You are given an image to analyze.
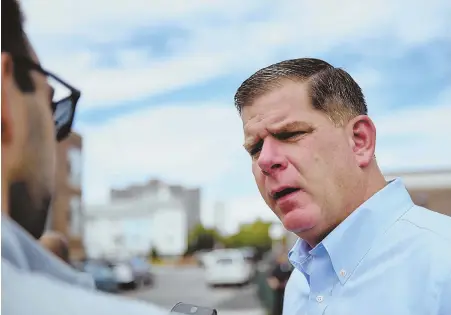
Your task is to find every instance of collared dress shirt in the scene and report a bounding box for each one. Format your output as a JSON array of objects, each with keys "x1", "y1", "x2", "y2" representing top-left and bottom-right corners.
[
  {"x1": 2, "y1": 215, "x2": 166, "y2": 315},
  {"x1": 284, "y1": 179, "x2": 451, "y2": 315}
]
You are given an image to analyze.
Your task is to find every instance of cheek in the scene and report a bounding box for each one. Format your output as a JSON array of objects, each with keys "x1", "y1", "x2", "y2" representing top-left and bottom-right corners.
[
  {"x1": 287, "y1": 139, "x2": 322, "y2": 174},
  {"x1": 288, "y1": 134, "x2": 345, "y2": 186}
]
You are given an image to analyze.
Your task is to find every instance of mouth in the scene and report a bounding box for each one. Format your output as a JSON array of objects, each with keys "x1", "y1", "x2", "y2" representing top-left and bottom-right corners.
[{"x1": 271, "y1": 187, "x2": 301, "y2": 201}]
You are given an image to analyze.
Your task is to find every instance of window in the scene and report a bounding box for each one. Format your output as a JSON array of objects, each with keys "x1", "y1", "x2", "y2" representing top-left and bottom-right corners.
[
  {"x1": 67, "y1": 148, "x2": 82, "y2": 188},
  {"x1": 69, "y1": 196, "x2": 82, "y2": 237},
  {"x1": 158, "y1": 185, "x2": 172, "y2": 201}
]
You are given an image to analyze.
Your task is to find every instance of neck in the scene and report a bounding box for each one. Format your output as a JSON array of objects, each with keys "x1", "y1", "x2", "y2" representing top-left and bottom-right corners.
[
  {"x1": 301, "y1": 165, "x2": 387, "y2": 248},
  {"x1": 361, "y1": 165, "x2": 388, "y2": 204}
]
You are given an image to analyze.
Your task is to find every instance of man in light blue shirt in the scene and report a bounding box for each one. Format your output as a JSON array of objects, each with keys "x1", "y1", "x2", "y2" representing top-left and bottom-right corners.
[
  {"x1": 234, "y1": 58, "x2": 451, "y2": 314},
  {"x1": 1, "y1": 1, "x2": 166, "y2": 313}
]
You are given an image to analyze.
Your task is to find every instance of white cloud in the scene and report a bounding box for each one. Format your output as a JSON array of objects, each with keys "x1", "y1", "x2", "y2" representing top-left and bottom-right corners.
[
  {"x1": 375, "y1": 86, "x2": 451, "y2": 136},
  {"x1": 79, "y1": 103, "x2": 244, "y2": 204},
  {"x1": 77, "y1": 97, "x2": 451, "y2": 231},
  {"x1": 21, "y1": 0, "x2": 451, "y2": 229},
  {"x1": 22, "y1": 0, "x2": 451, "y2": 112}
]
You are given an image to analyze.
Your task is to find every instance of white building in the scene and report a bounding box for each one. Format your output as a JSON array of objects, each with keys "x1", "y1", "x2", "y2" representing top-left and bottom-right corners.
[
  {"x1": 84, "y1": 189, "x2": 187, "y2": 260},
  {"x1": 214, "y1": 201, "x2": 228, "y2": 236}
]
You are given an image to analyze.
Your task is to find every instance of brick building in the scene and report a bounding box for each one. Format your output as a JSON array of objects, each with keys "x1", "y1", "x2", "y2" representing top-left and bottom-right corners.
[{"x1": 46, "y1": 132, "x2": 85, "y2": 260}]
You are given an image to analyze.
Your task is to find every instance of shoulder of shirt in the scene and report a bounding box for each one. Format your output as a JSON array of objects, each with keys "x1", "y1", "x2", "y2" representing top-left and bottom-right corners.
[
  {"x1": 285, "y1": 268, "x2": 307, "y2": 291},
  {"x1": 399, "y1": 205, "x2": 451, "y2": 242},
  {"x1": 2, "y1": 259, "x2": 167, "y2": 315}
]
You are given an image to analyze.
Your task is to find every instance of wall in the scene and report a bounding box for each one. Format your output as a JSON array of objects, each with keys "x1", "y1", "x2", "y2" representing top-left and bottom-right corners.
[
  {"x1": 110, "y1": 179, "x2": 201, "y2": 235},
  {"x1": 48, "y1": 132, "x2": 85, "y2": 260},
  {"x1": 386, "y1": 169, "x2": 451, "y2": 217},
  {"x1": 152, "y1": 207, "x2": 187, "y2": 257},
  {"x1": 409, "y1": 188, "x2": 451, "y2": 216},
  {"x1": 84, "y1": 193, "x2": 187, "y2": 260},
  {"x1": 84, "y1": 214, "x2": 155, "y2": 260}
]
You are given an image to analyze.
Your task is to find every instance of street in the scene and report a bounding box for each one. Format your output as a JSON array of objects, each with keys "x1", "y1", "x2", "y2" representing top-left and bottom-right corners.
[{"x1": 122, "y1": 265, "x2": 265, "y2": 315}]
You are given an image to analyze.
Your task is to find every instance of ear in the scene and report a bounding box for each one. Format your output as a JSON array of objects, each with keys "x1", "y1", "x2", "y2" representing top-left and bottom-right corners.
[
  {"x1": 1, "y1": 53, "x2": 14, "y2": 145},
  {"x1": 348, "y1": 115, "x2": 376, "y2": 168}
]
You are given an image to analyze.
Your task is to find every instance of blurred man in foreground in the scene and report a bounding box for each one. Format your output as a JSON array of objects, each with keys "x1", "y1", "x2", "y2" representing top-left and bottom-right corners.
[
  {"x1": 1, "y1": 1, "x2": 165, "y2": 313},
  {"x1": 235, "y1": 58, "x2": 451, "y2": 314},
  {"x1": 40, "y1": 231, "x2": 70, "y2": 263}
]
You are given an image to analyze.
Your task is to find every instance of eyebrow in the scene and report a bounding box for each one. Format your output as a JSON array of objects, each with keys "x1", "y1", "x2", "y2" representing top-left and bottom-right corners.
[{"x1": 268, "y1": 121, "x2": 311, "y2": 133}]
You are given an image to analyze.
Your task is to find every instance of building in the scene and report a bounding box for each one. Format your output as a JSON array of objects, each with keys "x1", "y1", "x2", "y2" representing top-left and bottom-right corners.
[
  {"x1": 84, "y1": 191, "x2": 187, "y2": 260},
  {"x1": 46, "y1": 132, "x2": 85, "y2": 260},
  {"x1": 111, "y1": 179, "x2": 201, "y2": 234},
  {"x1": 82, "y1": 179, "x2": 201, "y2": 260},
  {"x1": 385, "y1": 169, "x2": 451, "y2": 216},
  {"x1": 214, "y1": 201, "x2": 227, "y2": 236}
]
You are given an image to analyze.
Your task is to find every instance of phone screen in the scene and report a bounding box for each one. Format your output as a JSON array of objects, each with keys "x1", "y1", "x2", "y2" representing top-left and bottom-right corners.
[{"x1": 169, "y1": 302, "x2": 217, "y2": 315}]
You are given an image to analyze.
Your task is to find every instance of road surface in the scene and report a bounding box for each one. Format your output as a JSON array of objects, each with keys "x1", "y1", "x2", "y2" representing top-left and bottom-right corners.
[{"x1": 122, "y1": 265, "x2": 265, "y2": 315}]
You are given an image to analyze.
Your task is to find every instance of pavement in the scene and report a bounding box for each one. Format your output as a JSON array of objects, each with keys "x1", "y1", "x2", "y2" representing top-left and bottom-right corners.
[{"x1": 122, "y1": 265, "x2": 266, "y2": 315}]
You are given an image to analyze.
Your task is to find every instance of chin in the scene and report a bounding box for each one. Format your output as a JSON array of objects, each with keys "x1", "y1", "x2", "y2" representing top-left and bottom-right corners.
[
  {"x1": 9, "y1": 181, "x2": 52, "y2": 239},
  {"x1": 280, "y1": 206, "x2": 319, "y2": 233}
]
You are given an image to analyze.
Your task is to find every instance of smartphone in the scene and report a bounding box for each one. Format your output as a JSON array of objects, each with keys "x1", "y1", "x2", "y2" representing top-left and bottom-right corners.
[{"x1": 169, "y1": 302, "x2": 217, "y2": 315}]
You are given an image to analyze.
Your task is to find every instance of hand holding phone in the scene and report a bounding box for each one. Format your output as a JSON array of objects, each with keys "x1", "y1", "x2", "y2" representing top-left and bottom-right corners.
[{"x1": 169, "y1": 302, "x2": 217, "y2": 315}]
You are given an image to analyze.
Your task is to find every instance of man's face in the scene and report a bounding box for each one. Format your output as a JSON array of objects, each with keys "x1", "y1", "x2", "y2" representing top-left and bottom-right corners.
[
  {"x1": 1, "y1": 46, "x2": 56, "y2": 239},
  {"x1": 241, "y1": 80, "x2": 362, "y2": 244}
]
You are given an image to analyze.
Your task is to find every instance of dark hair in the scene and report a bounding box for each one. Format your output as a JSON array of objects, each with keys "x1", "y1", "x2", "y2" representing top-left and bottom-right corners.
[
  {"x1": 234, "y1": 58, "x2": 367, "y2": 125},
  {"x1": 1, "y1": 0, "x2": 34, "y2": 91}
]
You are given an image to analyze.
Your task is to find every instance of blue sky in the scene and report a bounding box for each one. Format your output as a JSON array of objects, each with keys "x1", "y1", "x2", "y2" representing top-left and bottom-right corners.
[{"x1": 24, "y1": 0, "x2": 451, "y2": 231}]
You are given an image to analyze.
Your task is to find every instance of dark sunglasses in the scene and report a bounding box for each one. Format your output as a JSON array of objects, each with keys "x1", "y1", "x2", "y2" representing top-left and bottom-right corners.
[{"x1": 10, "y1": 55, "x2": 81, "y2": 142}]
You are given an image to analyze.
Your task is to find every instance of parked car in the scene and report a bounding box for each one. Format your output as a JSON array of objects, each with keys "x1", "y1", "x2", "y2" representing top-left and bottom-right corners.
[
  {"x1": 239, "y1": 247, "x2": 258, "y2": 264},
  {"x1": 128, "y1": 257, "x2": 154, "y2": 287},
  {"x1": 194, "y1": 250, "x2": 212, "y2": 268},
  {"x1": 204, "y1": 249, "x2": 254, "y2": 287},
  {"x1": 109, "y1": 261, "x2": 136, "y2": 289},
  {"x1": 83, "y1": 261, "x2": 119, "y2": 293}
]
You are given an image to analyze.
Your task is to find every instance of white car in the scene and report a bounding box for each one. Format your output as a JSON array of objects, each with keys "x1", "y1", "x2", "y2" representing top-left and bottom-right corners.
[
  {"x1": 204, "y1": 249, "x2": 254, "y2": 287},
  {"x1": 111, "y1": 262, "x2": 136, "y2": 289}
]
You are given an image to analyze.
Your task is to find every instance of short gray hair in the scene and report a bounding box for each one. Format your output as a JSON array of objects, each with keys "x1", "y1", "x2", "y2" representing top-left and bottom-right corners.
[{"x1": 234, "y1": 58, "x2": 368, "y2": 125}]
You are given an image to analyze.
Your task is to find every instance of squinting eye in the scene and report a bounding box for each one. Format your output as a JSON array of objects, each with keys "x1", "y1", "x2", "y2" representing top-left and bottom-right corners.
[
  {"x1": 277, "y1": 131, "x2": 305, "y2": 140},
  {"x1": 250, "y1": 141, "x2": 263, "y2": 156}
]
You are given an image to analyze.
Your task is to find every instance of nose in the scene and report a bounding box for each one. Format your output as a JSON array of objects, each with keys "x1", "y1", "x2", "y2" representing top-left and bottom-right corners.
[{"x1": 257, "y1": 138, "x2": 288, "y2": 176}]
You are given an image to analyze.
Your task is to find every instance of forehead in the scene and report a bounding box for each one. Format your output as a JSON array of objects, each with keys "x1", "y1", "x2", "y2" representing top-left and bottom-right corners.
[{"x1": 241, "y1": 80, "x2": 322, "y2": 134}]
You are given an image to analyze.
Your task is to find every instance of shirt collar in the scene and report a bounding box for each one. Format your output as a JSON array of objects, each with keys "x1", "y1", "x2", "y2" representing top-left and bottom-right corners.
[
  {"x1": 1, "y1": 215, "x2": 94, "y2": 289},
  {"x1": 289, "y1": 178, "x2": 414, "y2": 284}
]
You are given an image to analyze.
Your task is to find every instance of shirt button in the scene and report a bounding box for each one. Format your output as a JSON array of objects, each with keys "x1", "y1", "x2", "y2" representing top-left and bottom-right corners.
[
  {"x1": 316, "y1": 295, "x2": 324, "y2": 303},
  {"x1": 340, "y1": 269, "x2": 347, "y2": 277}
]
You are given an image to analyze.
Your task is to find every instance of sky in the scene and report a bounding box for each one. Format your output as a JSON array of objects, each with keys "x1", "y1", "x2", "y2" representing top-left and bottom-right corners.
[{"x1": 22, "y1": 0, "x2": 451, "y2": 232}]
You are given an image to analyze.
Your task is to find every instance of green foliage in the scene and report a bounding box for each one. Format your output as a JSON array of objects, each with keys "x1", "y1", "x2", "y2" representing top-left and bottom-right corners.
[
  {"x1": 151, "y1": 247, "x2": 159, "y2": 259},
  {"x1": 185, "y1": 224, "x2": 222, "y2": 255},
  {"x1": 185, "y1": 220, "x2": 273, "y2": 255},
  {"x1": 223, "y1": 219, "x2": 272, "y2": 251}
]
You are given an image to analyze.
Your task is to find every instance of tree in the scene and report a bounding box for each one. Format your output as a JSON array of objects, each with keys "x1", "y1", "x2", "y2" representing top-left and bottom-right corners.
[
  {"x1": 185, "y1": 224, "x2": 222, "y2": 255},
  {"x1": 223, "y1": 219, "x2": 272, "y2": 252},
  {"x1": 151, "y1": 247, "x2": 159, "y2": 260}
]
